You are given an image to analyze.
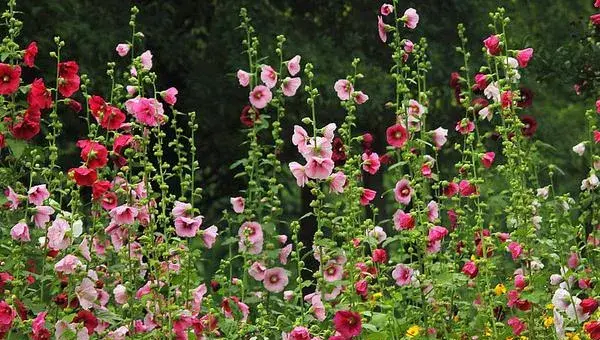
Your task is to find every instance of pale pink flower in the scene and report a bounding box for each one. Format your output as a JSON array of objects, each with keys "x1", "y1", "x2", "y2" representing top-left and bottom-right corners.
[
  {"x1": 125, "y1": 97, "x2": 165, "y2": 127},
  {"x1": 287, "y1": 55, "x2": 301, "y2": 76},
  {"x1": 567, "y1": 252, "x2": 579, "y2": 269},
  {"x1": 303, "y1": 137, "x2": 333, "y2": 160},
  {"x1": 54, "y1": 254, "x2": 82, "y2": 274},
  {"x1": 28, "y1": 184, "x2": 49, "y2": 206},
  {"x1": 284, "y1": 290, "x2": 294, "y2": 302},
  {"x1": 109, "y1": 204, "x2": 139, "y2": 225},
  {"x1": 310, "y1": 295, "x2": 326, "y2": 321},
  {"x1": 329, "y1": 171, "x2": 347, "y2": 194},
  {"x1": 140, "y1": 50, "x2": 153, "y2": 71},
  {"x1": 116, "y1": 43, "x2": 130, "y2": 57},
  {"x1": 392, "y1": 264, "x2": 414, "y2": 286},
  {"x1": 368, "y1": 226, "x2": 387, "y2": 243},
  {"x1": 126, "y1": 85, "x2": 137, "y2": 96},
  {"x1": 5, "y1": 186, "x2": 19, "y2": 210},
  {"x1": 10, "y1": 221, "x2": 30, "y2": 242},
  {"x1": 478, "y1": 106, "x2": 493, "y2": 121},
  {"x1": 249, "y1": 85, "x2": 273, "y2": 109},
  {"x1": 78, "y1": 238, "x2": 91, "y2": 261},
  {"x1": 353, "y1": 90, "x2": 369, "y2": 104},
  {"x1": 161, "y1": 87, "x2": 178, "y2": 105},
  {"x1": 48, "y1": 217, "x2": 71, "y2": 250},
  {"x1": 249, "y1": 261, "x2": 267, "y2": 281},
  {"x1": 107, "y1": 326, "x2": 128, "y2": 340},
  {"x1": 230, "y1": 197, "x2": 245, "y2": 213},
  {"x1": 404, "y1": 39, "x2": 414, "y2": 53},
  {"x1": 427, "y1": 200, "x2": 439, "y2": 222},
  {"x1": 380, "y1": 4, "x2": 394, "y2": 16},
  {"x1": 334, "y1": 79, "x2": 353, "y2": 100},
  {"x1": 113, "y1": 284, "x2": 128, "y2": 304},
  {"x1": 202, "y1": 225, "x2": 218, "y2": 248},
  {"x1": 277, "y1": 235, "x2": 288, "y2": 244},
  {"x1": 292, "y1": 125, "x2": 310, "y2": 153},
  {"x1": 324, "y1": 260, "x2": 343, "y2": 282},
  {"x1": 484, "y1": 82, "x2": 500, "y2": 102},
  {"x1": 174, "y1": 216, "x2": 203, "y2": 238},
  {"x1": 263, "y1": 267, "x2": 289, "y2": 293},
  {"x1": 279, "y1": 244, "x2": 292, "y2": 265},
  {"x1": 282, "y1": 77, "x2": 301, "y2": 97},
  {"x1": 192, "y1": 283, "x2": 207, "y2": 315},
  {"x1": 32, "y1": 205, "x2": 54, "y2": 228},
  {"x1": 260, "y1": 65, "x2": 278, "y2": 88},
  {"x1": 394, "y1": 179, "x2": 413, "y2": 205},
  {"x1": 322, "y1": 123, "x2": 337, "y2": 142},
  {"x1": 305, "y1": 157, "x2": 334, "y2": 180},
  {"x1": 237, "y1": 69, "x2": 250, "y2": 87},
  {"x1": 403, "y1": 8, "x2": 419, "y2": 29},
  {"x1": 76, "y1": 278, "x2": 97, "y2": 310},
  {"x1": 377, "y1": 16, "x2": 387, "y2": 43},
  {"x1": 408, "y1": 99, "x2": 425, "y2": 116},
  {"x1": 172, "y1": 201, "x2": 192, "y2": 218},
  {"x1": 130, "y1": 66, "x2": 137, "y2": 77},
  {"x1": 362, "y1": 152, "x2": 380, "y2": 175},
  {"x1": 238, "y1": 221, "x2": 264, "y2": 254},
  {"x1": 431, "y1": 127, "x2": 448, "y2": 149},
  {"x1": 136, "y1": 281, "x2": 152, "y2": 299},
  {"x1": 573, "y1": 142, "x2": 586, "y2": 156},
  {"x1": 289, "y1": 162, "x2": 309, "y2": 187}
]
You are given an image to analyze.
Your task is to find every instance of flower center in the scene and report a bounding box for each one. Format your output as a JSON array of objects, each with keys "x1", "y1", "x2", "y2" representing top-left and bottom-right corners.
[
  {"x1": 401, "y1": 188, "x2": 409, "y2": 196},
  {"x1": 395, "y1": 132, "x2": 402, "y2": 139},
  {"x1": 270, "y1": 275, "x2": 279, "y2": 283},
  {"x1": 2, "y1": 75, "x2": 9, "y2": 82}
]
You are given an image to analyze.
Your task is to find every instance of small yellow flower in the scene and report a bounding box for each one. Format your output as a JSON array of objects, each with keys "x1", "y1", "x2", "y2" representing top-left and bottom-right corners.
[
  {"x1": 565, "y1": 333, "x2": 580, "y2": 340},
  {"x1": 543, "y1": 316, "x2": 554, "y2": 328},
  {"x1": 470, "y1": 254, "x2": 477, "y2": 261},
  {"x1": 453, "y1": 315, "x2": 460, "y2": 322},
  {"x1": 494, "y1": 283, "x2": 507, "y2": 296},
  {"x1": 546, "y1": 303, "x2": 554, "y2": 310},
  {"x1": 485, "y1": 327, "x2": 492, "y2": 336},
  {"x1": 372, "y1": 292, "x2": 383, "y2": 300},
  {"x1": 406, "y1": 325, "x2": 421, "y2": 337}
]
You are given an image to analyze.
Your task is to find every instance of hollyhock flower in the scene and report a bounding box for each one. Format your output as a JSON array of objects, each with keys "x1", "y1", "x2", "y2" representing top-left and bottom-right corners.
[
  {"x1": 403, "y1": 8, "x2": 419, "y2": 29},
  {"x1": 28, "y1": 184, "x2": 49, "y2": 206},
  {"x1": 581, "y1": 174, "x2": 600, "y2": 191},
  {"x1": 508, "y1": 317, "x2": 526, "y2": 335},
  {"x1": 386, "y1": 124, "x2": 409, "y2": 148},
  {"x1": 4, "y1": 186, "x2": 19, "y2": 210},
  {"x1": 377, "y1": 16, "x2": 387, "y2": 43},
  {"x1": 408, "y1": 99, "x2": 425, "y2": 116},
  {"x1": 585, "y1": 321, "x2": 600, "y2": 340},
  {"x1": 77, "y1": 140, "x2": 108, "y2": 169},
  {"x1": 392, "y1": 264, "x2": 413, "y2": 286},
  {"x1": 113, "y1": 284, "x2": 128, "y2": 304},
  {"x1": 76, "y1": 278, "x2": 97, "y2": 310},
  {"x1": 462, "y1": 261, "x2": 478, "y2": 278},
  {"x1": 481, "y1": 151, "x2": 495, "y2": 168},
  {"x1": 140, "y1": 50, "x2": 153, "y2": 70},
  {"x1": 32, "y1": 311, "x2": 49, "y2": 339},
  {"x1": 333, "y1": 310, "x2": 362, "y2": 338},
  {"x1": 362, "y1": 152, "x2": 380, "y2": 174},
  {"x1": 380, "y1": 4, "x2": 394, "y2": 16},
  {"x1": 507, "y1": 241, "x2": 522, "y2": 260},
  {"x1": 249, "y1": 85, "x2": 272, "y2": 109},
  {"x1": 0, "y1": 63, "x2": 21, "y2": 95},
  {"x1": 201, "y1": 225, "x2": 218, "y2": 248},
  {"x1": 54, "y1": 254, "x2": 81, "y2": 274},
  {"x1": 573, "y1": 142, "x2": 586, "y2": 156},
  {"x1": 287, "y1": 55, "x2": 301, "y2": 76},
  {"x1": 27, "y1": 78, "x2": 53, "y2": 110},
  {"x1": 394, "y1": 179, "x2": 413, "y2": 205},
  {"x1": 393, "y1": 209, "x2": 415, "y2": 230},
  {"x1": 591, "y1": 13, "x2": 600, "y2": 26},
  {"x1": 279, "y1": 244, "x2": 292, "y2": 264},
  {"x1": 174, "y1": 216, "x2": 203, "y2": 238},
  {"x1": 431, "y1": 127, "x2": 448, "y2": 149},
  {"x1": 238, "y1": 221, "x2": 264, "y2": 254},
  {"x1": 483, "y1": 35, "x2": 501, "y2": 55},
  {"x1": 368, "y1": 226, "x2": 387, "y2": 243},
  {"x1": 10, "y1": 222, "x2": 30, "y2": 242},
  {"x1": 360, "y1": 188, "x2": 376, "y2": 206},
  {"x1": 263, "y1": 267, "x2": 288, "y2": 293},
  {"x1": 473, "y1": 73, "x2": 488, "y2": 91},
  {"x1": 305, "y1": 156, "x2": 334, "y2": 179},
  {"x1": 428, "y1": 226, "x2": 448, "y2": 244},
  {"x1": 115, "y1": 43, "x2": 129, "y2": 57},
  {"x1": 106, "y1": 326, "x2": 128, "y2": 339},
  {"x1": 443, "y1": 182, "x2": 459, "y2": 197},
  {"x1": 0, "y1": 301, "x2": 14, "y2": 335},
  {"x1": 581, "y1": 298, "x2": 599, "y2": 315},
  {"x1": 455, "y1": 119, "x2": 475, "y2": 135},
  {"x1": 23, "y1": 41, "x2": 38, "y2": 67},
  {"x1": 372, "y1": 249, "x2": 388, "y2": 263},
  {"x1": 32, "y1": 205, "x2": 54, "y2": 228},
  {"x1": 484, "y1": 82, "x2": 500, "y2": 102},
  {"x1": 322, "y1": 122, "x2": 337, "y2": 142},
  {"x1": 566, "y1": 297, "x2": 589, "y2": 322},
  {"x1": 334, "y1": 79, "x2": 353, "y2": 100},
  {"x1": 191, "y1": 283, "x2": 207, "y2": 315},
  {"x1": 281, "y1": 77, "x2": 302, "y2": 97},
  {"x1": 9, "y1": 108, "x2": 41, "y2": 140},
  {"x1": 425, "y1": 201, "x2": 439, "y2": 223},
  {"x1": 260, "y1": 65, "x2": 278, "y2": 88},
  {"x1": 516, "y1": 48, "x2": 534, "y2": 68},
  {"x1": 329, "y1": 171, "x2": 347, "y2": 194},
  {"x1": 501, "y1": 90, "x2": 513, "y2": 108},
  {"x1": 109, "y1": 204, "x2": 139, "y2": 225},
  {"x1": 240, "y1": 105, "x2": 260, "y2": 127},
  {"x1": 92, "y1": 180, "x2": 111, "y2": 200},
  {"x1": 520, "y1": 115, "x2": 538, "y2": 137},
  {"x1": 161, "y1": 87, "x2": 178, "y2": 105},
  {"x1": 567, "y1": 252, "x2": 579, "y2": 269},
  {"x1": 353, "y1": 91, "x2": 369, "y2": 104},
  {"x1": 292, "y1": 125, "x2": 310, "y2": 153},
  {"x1": 330, "y1": 137, "x2": 347, "y2": 166},
  {"x1": 459, "y1": 179, "x2": 477, "y2": 196},
  {"x1": 125, "y1": 97, "x2": 165, "y2": 127},
  {"x1": 596, "y1": 0, "x2": 600, "y2": 7},
  {"x1": 289, "y1": 162, "x2": 309, "y2": 187},
  {"x1": 237, "y1": 69, "x2": 250, "y2": 87},
  {"x1": 57, "y1": 61, "x2": 80, "y2": 97},
  {"x1": 48, "y1": 217, "x2": 71, "y2": 250},
  {"x1": 594, "y1": 130, "x2": 600, "y2": 144},
  {"x1": 324, "y1": 260, "x2": 343, "y2": 282},
  {"x1": 230, "y1": 197, "x2": 245, "y2": 214},
  {"x1": 249, "y1": 261, "x2": 266, "y2": 281}
]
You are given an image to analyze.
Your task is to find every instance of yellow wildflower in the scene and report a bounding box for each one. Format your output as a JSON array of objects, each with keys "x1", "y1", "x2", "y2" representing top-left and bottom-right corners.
[
  {"x1": 543, "y1": 316, "x2": 554, "y2": 328},
  {"x1": 406, "y1": 325, "x2": 421, "y2": 337},
  {"x1": 494, "y1": 283, "x2": 507, "y2": 296}
]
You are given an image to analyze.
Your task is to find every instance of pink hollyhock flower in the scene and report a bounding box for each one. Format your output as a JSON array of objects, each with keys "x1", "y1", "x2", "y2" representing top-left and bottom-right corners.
[
  {"x1": 516, "y1": 48, "x2": 534, "y2": 68},
  {"x1": 404, "y1": 39, "x2": 414, "y2": 53},
  {"x1": 324, "y1": 260, "x2": 343, "y2": 282},
  {"x1": 0, "y1": 301, "x2": 14, "y2": 335},
  {"x1": 305, "y1": 157, "x2": 334, "y2": 179},
  {"x1": 443, "y1": 182, "x2": 459, "y2": 197},
  {"x1": 230, "y1": 197, "x2": 245, "y2": 213},
  {"x1": 292, "y1": 125, "x2": 310, "y2": 153},
  {"x1": 427, "y1": 200, "x2": 439, "y2": 222},
  {"x1": 283, "y1": 290, "x2": 294, "y2": 302},
  {"x1": 481, "y1": 151, "x2": 495, "y2": 169},
  {"x1": 54, "y1": 254, "x2": 81, "y2": 274},
  {"x1": 403, "y1": 8, "x2": 419, "y2": 29},
  {"x1": 76, "y1": 278, "x2": 97, "y2": 310},
  {"x1": 360, "y1": 188, "x2": 376, "y2": 206},
  {"x1": 249, "y1": 261, "x2": 267, "y2": 281},
  {"x1": 238, "y1": 221, "x2": 264, "y2": 254},
  {"x1": 428, "y1": 226, "x2": 448, "y2": 243},
  {"x1": 594, "y1": 130, "x2": 600, "y2": 143},
  {"x1": 322, "y1": 123, "x2": 337, "y2": 142},
  {"x1": 289, "y1": 162, "x2": 309, "y2": 187},
  {"x1": 362, "y1": 152, "x2": 380, "y2": 174},
  {"x1": 329, "y1": 171, "x2": 347, "y2": 194},
  {"x1": 192, "y1": 283, "x2": 207, "y2": 315},
  {"x1": 32, "y1": 311, "x2": 48, "y2": 338},
  {"x1": 287, "y1": 55, "x2": 301, "y2": 76},
  {"x1": 515, "y1": 274, "x2": 527, "y2": 290},
  {"x1": 459, "y1": 179, "x2": 477, "y2": 196},
  {"x1": 161, "y1": 87, "x2": 178, "y2": 105},
  {"x1": 386, "y1": 124, "x2": 409, "y2": 148},
  {"x1": 172, "y1": 201, "x2": 192, "y2": 219},
  {"x1": 377, "y1": 16, "x2": 387, "y2": 43},
  {"x1": 304, "y1": 136, "x2": 333, "y2": 160},
  {"x1": 591, "y1": 13, "x2": 600, "y2": 26},
  {"x1": 116, "y1": 43, "x2": 130, "y2": 57},
  {"x1": 483, "y1": 35, "x2": 501, "y2": 55},
  {"x1": 282, "y1": 77, "x2": 301, "y2": 97},
  {"x1": 109, "y1": 204, "x2": 139, "y2": 225},
  {"x1": 367, "y1": 226, "x2": 387, "y2": 243},
  {"x1": 333, "y1": 310, "x2": 362, "y2": 338},
  {"x1": 136, "y1": 281, "x2": 152, "y2": 299},
  {"x1": 106, "y1": 326, "x2": 128, "y2": 339},
  {"x1": 125, "y1": 97, "x2": 165, "y2": 127},
  {"x1": 573, "y1": 142, "x2": 586, "y2": 156},
  {"x1": 140, "y1": 50, "x2": 153, "y2": 71},
  {"x1": 10, "y1": 221, "x2": 30, "y2": 242},
  {"x1": 202, "y1": 225, "x2": 218, "y2": 248},
  {"x1": 372, "y1": 248, "x2": 388, "y2": 263},
  {"x1": 473, "y1": 73, "x2": 488, "y2": 91},
  {"x1": 263, "y1": 267, "x2": 288, "y2": 293},
  {"x1": 249, "y1": 85, "x2": 273, "y2": 109},
  {"x1": 48, "y1": 217, "x2": 71, "y2": 250},
  {"x1": 596, "y1": 0, "x2": 600, "y2": 7},
  {"x1": 392, "y1": 264, "x2": 413, "y2": 286},
  {"x1": 507, "y1": 241, "x2": 522, "y2": 260},
  {"x1": 174, "y1": 216, "x2": 203, "y2": 238},
  {"x1": 113, "y1": 284, "x2": 128, "y2": 304},
  {"x1": 567, "y1": 252, "x2": 579, "y2": 269},
  {"x1": 507, "y1": 317, "x2": 526, "y2": 335},
  {"x1": 279, "y1": 244, "x2": 292, "y2": 265},
  {"x1": 285, "y1": 326, "x2": 312, "y2": 340},
  {"x1": 32, "y1": 205, "x2": 54, "y2": 228},
  {"x1": 28, "y1": 184, "x2": 49, "y2": 206},
  {"x1": 5, "y1": 186, "x2": 20, "y2": 210},
  {"x1": 393, "y1": 209, "x2": 415, "y2": 230},
  {"x1": 462, "y1": 261, "x2": 478, "y2": 278},
  {"x1": 431, "y1": 127, "x2": 448, "y2": 149},
  {"x1": 334, "y1": 79, "x2": 353, "y2": 100},
  {"x1": 394, "y1": 179, "x2": 413, "y2": 205},
  {"x1": 455, "y1": 119, "x2": 475, "y2": 135},
  {"x1": 237, "y1": 69, "x2": 250, "y2": 87},
  {"x1": 260, "y1": 65, "x2": 278, "y2": 88},
  {"x1": 421, "y1": 163, "x2": 432, "y2": 178},
  {"x1": 381, "y1": 4, "x2": 394, "y2": 16},
  {"x1": 353, "y1": 91, "x2": 369, "y2": 104},
  {"x1": 408, "y1": 99, "x2": 425, "y2": 116}
]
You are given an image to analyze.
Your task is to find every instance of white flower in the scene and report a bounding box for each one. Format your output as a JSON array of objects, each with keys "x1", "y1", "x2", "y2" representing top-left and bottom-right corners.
[
  {"x1": 572, "y1": 142, "x2": 586, "y2": 156},
  {"x1": 484, "y1": 82, "x2": 500, "y2": 102},
  {"x1": 478, "y1": 106, "x2": 493, "y2": 121},
  {"x1": 536, "y1": 186, "x2": 549, "y2": 199},
  {"x1": 552, "y1": 288, "x2": 571, "y2": 311}
]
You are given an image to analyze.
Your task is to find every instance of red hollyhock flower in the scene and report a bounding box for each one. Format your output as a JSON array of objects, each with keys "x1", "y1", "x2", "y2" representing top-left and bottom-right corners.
[
  {"x1": 501, "y1": 91, "x2": 513, "y2": 108},
  {"x1": 333, "y1": 310, "x2": 362, "y2": 338},
  {"x1": 585, "y1": 321, "x2": 600, "y2": 340},
  {"x1": 449, "y1": 72, "x2": 460, "y2": 89},
  {"x1": 73, "y1": 310, "x2": 98, "y2": 335},
  {"x1": 69, "y1": 167, "x2": 98, "y2": 186},
  {"x1": 77, "y1": 140, "x2": 108, "y2": 169},
  {"x1": 386, "y1": 124, "x2": 408, "y2": 148},
  {"x1": 23, "y1": 41, "x2": 38, "y2": 67},
  {"x1": 362, "y1": 133, "x2": 373, "y2": 154},
  {"x1": 331, "y1": 137, "x2": 347, "y2": 166},
  {"x1": 517, "y1": 87, "x2": 533, "y2": 108},
  {"x1": 8, "y1": 108, "x2": 41, "y2": 140},
  {"x1": 472, "y1": 97, "x2": 489, "y2": 109},
  {"x1": 67, "y1": 99, "x2": 82, "y2": 113},
  {"x1": 581, "y1": 298, "x2": 599, "y2": 315},
  {"x1": 92, "y1": 180, "x2": 111, "y2": 200},
  {"x1": 240, "y1": 105, "x2": 260, "y2": 127},
  {"x1": 483, "y1": 35, "x2": 501, "y2": 55},
  {"x1": 112, "y1": 134, "x2": 134, "y2": 167},
  {"x1": 473, "y1": 73, "x2": 488, "y2": 92},
  {"x1": 57, "y1": 61, "x2": 80, "y2": 97},
  {"x1": 0, "y1": 64, "x2": 21, "y2": 95},
  {"x1": 0, "y1": 300, "x2": 15, "y2": 335},
  {"x1": 591, "y1": 13, "x2": 600, "y2": 26},
  {"x1": 89, "y1": 95, "x2": 125, "y2": 130},
  {"x1": 27, "y1": 78, "x2": 53, "y2": 110},
  {"x1": 372, "y1": 249, "x2": 388, "y2": 263},
  {"x1": 520, "y1": 115, "x2": 537, "y2": 137},
  {"x1": 443, "y1": 182, "x2": 459, "y2": 197}
]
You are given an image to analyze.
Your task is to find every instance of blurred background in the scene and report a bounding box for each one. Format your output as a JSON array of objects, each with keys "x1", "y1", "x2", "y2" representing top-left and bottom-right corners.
[{"x1": 17, "y1": 0, "x2": 600, "y2": 224}]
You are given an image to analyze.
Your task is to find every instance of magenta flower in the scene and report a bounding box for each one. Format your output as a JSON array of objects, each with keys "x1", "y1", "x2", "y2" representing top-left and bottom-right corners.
[
  {"x1": 360, "y1": 188, "x2": 376, "y2": 206},
  {"x1": 10, "y1": 221, "x2": 30, "y2": 242},
  {"x1": 458, "y1": 179, "x2": 477, "y2": 196},
  {"x1": 353, "y1": 90, "x2": 369, "y2": 104},
  {"x1": 386, "y1": 124, "x2": 409, "y2": 148},
  {"x1": 109, "y1": 204, "x2": 139, "y2": 225},
  {"x1": 516, "y1": 48, "x2": 534, "y2": 68},
  {"x1": 54, "y1": 254, "x2": 82, "y2": 274},
  {"x1": 334, "y1": 79, "x2": 353, "y2": 100},
  {"x1": 394, "y1": 179, "x2": 413, "y2": 205},
  {"x1": 125, "y1": 97, "x2": 165, "y2": 127},
  {"x1": 202, "y1": 225, "x2": 218, "y2": 248},
  {"x1": 140, "y1": 50, "x2": 153, "y2": 71},
  {"x1": 237, "y1": 69, "x2": 250, "y2": 87},
  {"x1": 377, "y1": 16, "x2": 387, "y2": 43},
  {"x1": 287, "y1": 55, "x2": 301, "y2": 76},
  {"x1": 305, "y1": 156, "x2": 334, "y2": 180},
  {"x1": 230, "y1": 196, "x2": 245, "y2": 214},
  {"x1": 461, "y1": 261, "x2": 478, "y2": 278},
  {"x1": 282, "y1": 77, "x2": 301, "y2": 97},
  {"x1": 238, "y1": 221, "x2": 264, "y2": 254},
  {"x1": 174, "y1": 216, "x2": 203, "y2": 238},
  {"x1": 333, "y1": 310, "x2": 362, "y2": 338},
  {"x1": 507, "y1": 317, "x2": 526, "y2": 335},
  {"x1": 28, "y1": 184, "x2": 49, "y2": 206},
  {"x1": 380, "y1": 4, "x2": 394, "y2": 16},
  {"x1": 324, "y1": 260, "x2": 343, "y2": 282},
  {"x1": 289, "y1": 162, "x2": 308, "y2": 187},
  {"x1": 393, "y1": 209, "x2": 415, "y2": 231},
  {"x1": 455, "y1": 119, "x2": 475, "y2": 135},
  {"x1": 507, "y1": 241, "x2": 522, "y2": 260},
  {"x1": 483, "y1": 35, "x2": 501, "y2": 55},
  {"x1": 161, "y1": 87, "x2": 178, "y2": 105},
  {"x1": 285, "y1": 326, "x2": 311, "y2": 340},
  {"x1": 249, "y1": 85, "x2": 273, "y2": 109},
  {"x1": 403, "y1": 8, "x2": 419, "y2": 29},
  {"x1": 481, "y1": 151, "x2": 495, "y2": 169},
  {"x1": 362, "y1": 152, "x2": 380, "y2": 175},
  {"x1": 567, "y1": 252, "x2": 579, "y2": 269},
  {"x1": 263, "y1": 267, "x2": 288, "y2": 293},
  {"x1": 392, "y1": 264, "x2": 414, "y2": 286},
  {"x1": 260, "y1": 65, "x2": 278, "y2": 88},
  {"x1": 5, "y1": 186, "x2": 20, "y2": 210},
  {"x1": 115, "y1": 43, "x2": 129, "y2": 57}
]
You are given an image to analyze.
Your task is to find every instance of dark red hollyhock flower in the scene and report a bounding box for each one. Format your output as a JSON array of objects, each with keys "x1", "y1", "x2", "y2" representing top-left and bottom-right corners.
[
  {"x1": 443, "y1": 181, "x2": 459, "y2": 197},
  {"x1": 0, "y1": 300, "x2": 14, "y2": 335},
  {"x1": 386, "y1": 124, "x2": 408, "y2": 148},
  {"x1": 379, "y1": 153, "x2": 394, "y2": 165},
  {"x1": 581, "y1": 298, "x2": 599, "y2": 315},
  {"x1": 371, "y1": 248, "x2": 388, "y2": 263},
  {"x1": 472, "y1": 97, "x2": 489, "y2": 109},
  {"x1": 449, "y1": 72, "x2": 461, "y2": 89},
  {"x1": 0, "y1": 63, "x2": 21, "y2": 95},
  {"x1": 13, "y1": 298, "x2": 27, "y2": 320},
  {"x1": 73, "y1": 310, "x2": 98, "y2": 335},
  {"x1": 517, "y1": 87, "x2": 533, "y2": 108},
  {"x1": 240, "y1": 105, "x2": 260, "y2": 127},
  {"x1": 9, "y1": 108, "x2": 41, "y2": 140},
  {"x1": 77, "y1": 140, "x2": 108, "y2": 169},
  {"x1": 0, "y1": 134, "x2": 5, "y2": 149},
  {"x1": 362, "y1": 133, "x2": 373, "y2": 154},
  {"x1": 23, "y1": 42, "x2": 38, "y2": 68},
  {"x1": 210, "y1": 280, "x2": 221, "y2": 292},
  {"x1": 27, "y1": 78, "x2": 53, "y2": 110},
  {"x1": 591, "y1": 13, "x2": 600, "y2": 26},
  {"x1": 520, "y1": 115, "x2": 537, "y2": 137},
  {"x1": 67, "y1": 99, "x2": 82, "y2": 113},
  {"x1": 57, "y1": 61, "x2": 80, "y2": 97},
  {"x1": 92, "y1": 180, "x2": 111, "y2": 200},
  {"x1": 586, "y1": 321, "x2": 600, "y2": 340},
  {"x1": 332, "y1": 137, "x2": 347, "y2": 166},
  {"x1": 0, "y1": 272, "x2": 13, "y2": 290},
  {"x1": 333, "y1": 310, "x2": 362, "y2": 338},
  {"x1": 69, "y1": 167, "x2": 98, "y2": 186},
  {"x1": 53, "y1": 292, "x2": 68, "y2": 308},
  {"x1": 354, "y1": 279, "x2": 368, "y2": 299},
  {"x1": 112, "y1": 134, "x2": 134, "y2": 167},
  {"x1": 462, "y1": 261, "x2": 478, "y2": 278}
]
